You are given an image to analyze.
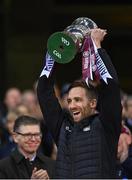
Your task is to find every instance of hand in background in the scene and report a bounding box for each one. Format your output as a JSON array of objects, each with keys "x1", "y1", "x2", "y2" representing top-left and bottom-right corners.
[
  {"x1": 31, "y1": 167, "x2": 49, "y2": 180},
  {"x1": 118, "y1": 133, "x2": 132, "y2": 163}
]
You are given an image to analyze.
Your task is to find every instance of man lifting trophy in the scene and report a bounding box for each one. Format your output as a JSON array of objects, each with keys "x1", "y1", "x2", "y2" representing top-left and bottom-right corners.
[
  {"x1": 41, "y1": 17, "x2": 112, "y2": 84},
  {"x1": 38, "y1": 17, "x2": 122, "y2": 179}
]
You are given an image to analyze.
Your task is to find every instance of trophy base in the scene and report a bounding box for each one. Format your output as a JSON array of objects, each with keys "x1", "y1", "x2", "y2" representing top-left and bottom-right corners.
[{"x1": 47, "y1": 32, "x2": 77, "y2": 64}]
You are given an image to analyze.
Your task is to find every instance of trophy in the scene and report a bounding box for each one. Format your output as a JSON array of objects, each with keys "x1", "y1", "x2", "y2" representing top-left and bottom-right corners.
[{"x1": 47, "y1": 17, "x2": 97, "y2": 64}]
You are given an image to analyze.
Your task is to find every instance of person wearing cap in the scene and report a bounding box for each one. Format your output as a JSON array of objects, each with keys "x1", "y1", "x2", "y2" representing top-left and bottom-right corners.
[{"x1": 37, "y1": 28, "x2": 122, "y2": 178}]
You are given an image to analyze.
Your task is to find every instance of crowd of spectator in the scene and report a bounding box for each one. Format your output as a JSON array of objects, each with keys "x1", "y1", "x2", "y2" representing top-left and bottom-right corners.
[
  {"x1": 0, "y1": 80, "x2": 132, "y2": 179},
  {"x1": 0, "y1": 84, "x2": 57, "y2": 161}
]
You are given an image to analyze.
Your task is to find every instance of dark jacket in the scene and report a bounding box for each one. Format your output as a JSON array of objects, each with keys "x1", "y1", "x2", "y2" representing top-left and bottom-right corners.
[
  {"x1": 0, "y1": 131, "x2": 16, "y2": 160},
  {"x1": 0, "y1": 148, "x2": 55, "y2": 179},
  {"x1": 121, "y1": 145, "x2": 132, "y2": 179},
  {"x1": 37, "y1": 48, "x2": 122, "y2": 179}
]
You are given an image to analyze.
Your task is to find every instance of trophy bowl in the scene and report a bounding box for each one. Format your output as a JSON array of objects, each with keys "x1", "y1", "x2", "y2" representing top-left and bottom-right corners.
[{"x1": 47, "y1": 17, "x2": 97, "y2": 64}]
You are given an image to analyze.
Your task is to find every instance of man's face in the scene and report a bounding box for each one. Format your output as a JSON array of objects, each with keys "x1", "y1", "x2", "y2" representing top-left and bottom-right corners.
[
  {"x1": 14, "y1": 125, "x2": 42, "y2": 155},
  {"x1": 5, "y1": 88, "x2": 21, "y2": 110},
  {"x1": 67, "y1": 87, "x2": 95, "y2": 122}
]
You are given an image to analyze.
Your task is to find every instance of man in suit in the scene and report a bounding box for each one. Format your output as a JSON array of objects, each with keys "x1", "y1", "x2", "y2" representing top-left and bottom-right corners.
[{"x1": 0, "y1": 115, "x2": 54, "y2": 179}]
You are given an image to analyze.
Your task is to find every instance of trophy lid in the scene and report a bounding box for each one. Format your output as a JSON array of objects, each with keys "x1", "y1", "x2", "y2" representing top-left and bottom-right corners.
[{"x1": 71, "y1": 17, "x2": 98, "y2": 29}]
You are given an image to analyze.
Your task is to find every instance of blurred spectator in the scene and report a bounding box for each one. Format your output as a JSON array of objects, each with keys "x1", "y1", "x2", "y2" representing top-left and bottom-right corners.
[
  {"x1": 16, "y1": 104, "x2": 30, "y2": 116},
  {"x1": 0, "y1": 101, "x2": 6, "y2": 121},
  {"x1": 4, "y1": 87, "x2": 22, "y2": 112},
  {"x1": 116, "y1": 91, "x2": 132, "y2": 178},
  {"x1": 0, "y1": 121, "x2": 8, "y2": 148},
  {"x1": 0, "y1": 88, "x2": 21, "y2": 149},
  {"x1": 124, "y1": 95, "x2": 132, "y2": 133},
  {"x1": 0, "y1": 110, "x2": 18, "y2": 159},
  {"x1": 119, "y1": 126, "x2": 132, "y2": 179},
  {"x1": 60, "y1": 83, "x2": 70, "y2": 109},
  {"x1": 118, "y1": 126, "x2": 132, "y2": 163},
  {"x1": 6, "y1": 110, "x2": 18, "y2": 134},
  {"x1": 21, "y1": 90, "x2": 42, "y2": 120},
  {"x1": 120, "y1": 90, "x2": 128, "y2": 122},
  {"x1": 0, "y1": 101, "x2": 7, "y2": 145},
  {"x1": 121, "y1": 144, "x2": 132, "y2": 179},
  {"x1": 0, "y1": 85, "x2": 55, "y2": 161}
]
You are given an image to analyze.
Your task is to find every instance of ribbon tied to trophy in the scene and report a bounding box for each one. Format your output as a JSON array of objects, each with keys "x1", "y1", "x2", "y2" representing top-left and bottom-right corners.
[{"x1": 40, "y1": 17, "x2": 112, "y2": 84}]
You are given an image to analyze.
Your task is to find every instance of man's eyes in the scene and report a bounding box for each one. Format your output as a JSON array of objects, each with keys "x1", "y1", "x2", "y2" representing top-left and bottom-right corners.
[
  {"x1": 67, "y1": 98, "x2": 81, "y2": 103},
  {"x1": 75, "y1": 97, "x2": 82, "y2": 102},
  {"x1": 67, "y1": 99, "x2": 71, "y2": 104}
]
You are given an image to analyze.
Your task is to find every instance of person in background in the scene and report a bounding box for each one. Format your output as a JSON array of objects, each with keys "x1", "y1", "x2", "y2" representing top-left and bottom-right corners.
[
  {"x1": 0, "y1": 100, "x2": 6, "y2": 122},
  {"x1": 6, "y1": 111, "x2": 18, "y2": 135},
  {"x1": 118, "y1": 124, "x2": 132, "y2": 179},
  {"x1": 117, "y1": 91, "x2": 131, "y2": 164},
  {"x1": 118, "y1": 93, "x2": 132, "y2": 179},
  {"x1": 0, "y1": 110, "x2": 18, "y2": 159},
  {"x1": 21, "y1": 90, "x2": 42, "y2": 120},
  {"x1": 4, "y1": 87, "x2": 22, "y2": 112},
  {"x1": 0, "y1": 87, "x2": 21, "y2": 128},
  {"x1": 0, "y1": 88, "x2": 21, "y2": 152},
  {"x1": 0, "y1": 115, "x2": 55, "y2": 179},
  {"x1": 15, "y1": 104, "x2": 30, "y2": 116},
  {"x1": 114, "y1": 90, "x2": 132, "y2": 178},
  {"x1": 124, "y1": 95, "x2": 132, "y2": 133},
  {"x1": 60, "y1": 83, "x2": 70, "y2": 109}
]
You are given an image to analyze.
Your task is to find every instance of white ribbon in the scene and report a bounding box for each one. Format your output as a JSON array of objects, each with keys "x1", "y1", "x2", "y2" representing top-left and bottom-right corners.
[
  {"x1": 92, "y1": 39, "x2": 112, "y2": 84},
  {"x1": 40, "y1": 52, "x2": 55, "y2": 78}
]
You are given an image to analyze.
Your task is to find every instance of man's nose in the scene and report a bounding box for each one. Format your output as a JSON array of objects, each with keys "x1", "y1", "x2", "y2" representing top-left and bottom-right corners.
[
  {"x1": 30, "y1": 135, "x2": 36, "y2": 141},
  {"x1": 69, "y1": 101, "x2": 76, "y2": 109}
]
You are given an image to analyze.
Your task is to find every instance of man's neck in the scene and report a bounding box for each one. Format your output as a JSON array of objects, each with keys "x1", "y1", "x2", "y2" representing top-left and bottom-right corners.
[{"x1": 18, "y1": 147, "x2": 36, "y2": 161}]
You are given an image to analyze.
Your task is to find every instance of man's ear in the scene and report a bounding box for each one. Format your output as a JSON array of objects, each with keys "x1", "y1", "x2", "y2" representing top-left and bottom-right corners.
[
  {"x1": 90, "y1": 99, "x2": 97, "y2": 109},
  {"x1": 12, "y1": 133, "x2": 19, "y2": 143}
]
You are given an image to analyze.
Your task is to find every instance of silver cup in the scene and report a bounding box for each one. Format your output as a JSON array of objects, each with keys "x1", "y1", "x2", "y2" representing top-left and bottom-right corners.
[
  {"x1": 47, "y1": 17, "x2": 97, "y2": 63},
  {"x1": 64, "y1": 17, "x2": 98, "y2": 50}
]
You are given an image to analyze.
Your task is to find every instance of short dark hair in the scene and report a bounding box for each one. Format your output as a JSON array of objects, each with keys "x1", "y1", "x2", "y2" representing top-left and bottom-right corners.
[
  {"x1": 68, "y1": 80, "x2": 98, "y2": 100},
  {"x1": 13, "y1": 115, "x2": 41, "y2": 132}
]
